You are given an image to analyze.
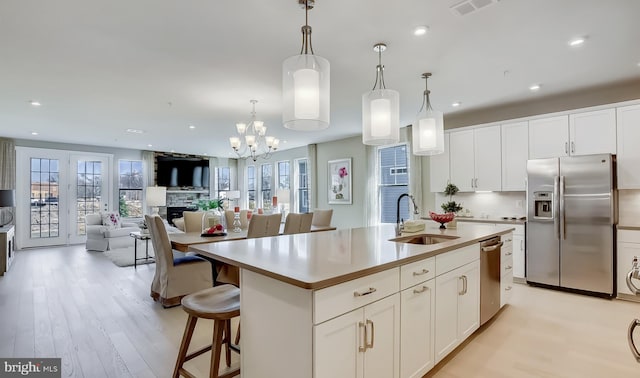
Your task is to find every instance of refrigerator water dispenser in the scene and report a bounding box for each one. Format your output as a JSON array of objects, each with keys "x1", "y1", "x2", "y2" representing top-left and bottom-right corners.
[{"x1": 533, "y1": 191, "x2": 553, "y2": 219}]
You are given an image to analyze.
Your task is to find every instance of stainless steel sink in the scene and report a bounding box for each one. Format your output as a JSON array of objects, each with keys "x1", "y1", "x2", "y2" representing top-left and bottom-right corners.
[{"x1": 389, "y1": 234, "x2": 459, "y2": 245}]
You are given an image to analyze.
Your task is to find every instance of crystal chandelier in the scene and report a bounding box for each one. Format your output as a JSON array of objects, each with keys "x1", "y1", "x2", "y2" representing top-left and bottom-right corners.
[
  {"x1": 412, "y1": 73, "x2": 444, "y2": 155},
  {"x1": 229, "y1": 100, "x2": 279, "y2": 162},
  {"x1": 282, "y1": 0, "x2": 330, "y2": 131}
]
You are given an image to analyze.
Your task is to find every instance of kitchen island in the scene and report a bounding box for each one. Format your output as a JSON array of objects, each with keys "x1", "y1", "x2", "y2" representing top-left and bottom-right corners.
[{"x1": 189, "y1": 223, "x2": 514, "y2": 378}]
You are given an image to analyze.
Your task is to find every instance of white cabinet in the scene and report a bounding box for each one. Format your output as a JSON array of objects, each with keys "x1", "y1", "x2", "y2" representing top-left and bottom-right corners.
[
  {"x1": 512, "y1": 225, "x2": 526, "y2": 280},
  {"x1": 569, "y1": 108, "x2": 616, "y2": 155},
  {"x1": 429, "y1": 133, "x2": 450, "y2": 193},
  {"x1": 617, "y1": 104, "x2": 640, "y2": 189},
  {"x1": 500, "y1": 232, "x2": 514, "y2": 307},
  {"x1": 501, "y1": 121, "x2": 529, "y2": 191},
  {"x1": 400, "y1": 279, "x2": 435, "y2": 378},
  {"x1": 617, "y1": 230, "x2": 640, "y2": 297},
  {"x1": 529, "y1": 115, "x2": 569, "y2": 159},
  {"x1": 314, "y1": 294, "x2": 400, "y2": 378},
  {"x1": 450, "y1": 126, "x2": 501, "y2": 192},
  {"x1": 434, "y1": 259, "x2": 480, "y2": 363},
  {"x1": 529, "y1": 110, "x2": 616, "y2": 159}
]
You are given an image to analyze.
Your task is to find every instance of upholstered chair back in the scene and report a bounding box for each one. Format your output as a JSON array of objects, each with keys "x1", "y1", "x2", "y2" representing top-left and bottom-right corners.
[
  {"x1": 283, "y1": 213, "x2": 313, "y2": 235},
  {"x1": 311, "y1": 209, "x2": 333, "y2": 227}
]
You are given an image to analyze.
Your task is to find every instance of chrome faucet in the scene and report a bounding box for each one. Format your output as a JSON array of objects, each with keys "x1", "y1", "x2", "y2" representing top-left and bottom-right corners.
[{"x1": 396, "y1": 193, "x2": 420, "y2": 236}]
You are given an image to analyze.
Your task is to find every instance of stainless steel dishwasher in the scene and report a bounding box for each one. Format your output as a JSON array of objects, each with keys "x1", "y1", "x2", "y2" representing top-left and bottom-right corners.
[{"x1": 480, "y1": 236, "x2": 503, "y2": 325}]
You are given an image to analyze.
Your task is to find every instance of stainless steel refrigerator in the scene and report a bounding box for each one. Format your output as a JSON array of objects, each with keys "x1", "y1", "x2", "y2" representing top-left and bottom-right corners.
[{"x1": 526, "y1": 153, "x2": 615, "y2": 296}]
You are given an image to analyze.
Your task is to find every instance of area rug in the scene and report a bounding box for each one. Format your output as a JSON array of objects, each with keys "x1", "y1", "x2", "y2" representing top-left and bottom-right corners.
[{"x1": 104, "y1": 245, "x2": 155, "y2": 267}]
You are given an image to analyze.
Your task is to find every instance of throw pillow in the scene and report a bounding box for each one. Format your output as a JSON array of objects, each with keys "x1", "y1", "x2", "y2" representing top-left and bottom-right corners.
[{"x1": 101, "y1": 212, "x2": 121, "y2": 230}]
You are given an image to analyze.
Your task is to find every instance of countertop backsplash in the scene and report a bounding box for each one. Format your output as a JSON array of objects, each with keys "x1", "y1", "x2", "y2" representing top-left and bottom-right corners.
[
  {"x1": 433, "y1": 191, "x2": 526, "y2": 219},
  {"x1": 618, "y1": 190, "x2": 640, "y2": 227}
]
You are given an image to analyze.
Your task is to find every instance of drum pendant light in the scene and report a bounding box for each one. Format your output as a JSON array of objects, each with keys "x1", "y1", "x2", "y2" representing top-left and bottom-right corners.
[
  {"x1": 282, "y1": 0, "x2": 330, "y2": 131},
  {"x1": 362, "y1": 43, "x2": 400, "y2": 146},
  {"x1": 412, "y1": 73, "x2": 444, "y2": 155}
]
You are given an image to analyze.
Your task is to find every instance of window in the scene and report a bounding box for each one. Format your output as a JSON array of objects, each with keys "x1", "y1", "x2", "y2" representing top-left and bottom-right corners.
[
  {"x1": 215, "y1": 167, "x2": 230, "y2": 199},
  {"x1": 378, "y1": 144, "x2": 409, "y2": 223},
  {"x1": 295, "y1": 158, "x2": 310, "y2": 213},
  {"x1": 277, "y1": 161, "x2": 290, "y2": 213},
  {"x1": 260, "y1": 163, "x2": 272, "y2": 209},
  {"x1": 118, "y1": 160, "x2": 143, "y2": 218},
  {"x1": 30, "y1": 158, "x2": 60, "y2": 238},
  {"x1": 246, "y1": 165, "x2": 256, "y2": 210}
]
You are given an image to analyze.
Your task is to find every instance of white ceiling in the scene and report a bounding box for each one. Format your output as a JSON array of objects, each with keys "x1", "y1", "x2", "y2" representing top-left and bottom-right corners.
[{"x1": 1, "y1": 0, "x2": 639, "y2": 157}]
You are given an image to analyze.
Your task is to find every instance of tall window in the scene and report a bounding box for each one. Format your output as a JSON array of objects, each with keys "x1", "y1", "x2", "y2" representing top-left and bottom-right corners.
[
  {"x1": 118, "y1": 160, "x2": 143, "y2": 218},
  {"x1": 247, "y1": 165, "x2": 256, "y2": 210},
  {"x1": 215, "y1": 167, "x2": 230, "y2": 199},
  {"x1": 295, "y1": 158, "x2": 310, "y2": 213},
  {"x1": 378, "y1": 144, "x2": 409, "y2": 223},
  {"x1": 277, "y1": 161, "x2": 290, "y2": 213},
  {"x1": 260, "y1": 163, "x2": 272, "y2": 209},
  {"x1": 30, "y1": 158, "x2": 60, "y2": 238}
]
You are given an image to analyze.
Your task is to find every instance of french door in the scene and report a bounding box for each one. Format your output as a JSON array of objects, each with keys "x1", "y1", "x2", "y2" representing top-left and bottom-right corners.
[{"x1": 15, "y1": 147, "x2": 112, "y2": 249}]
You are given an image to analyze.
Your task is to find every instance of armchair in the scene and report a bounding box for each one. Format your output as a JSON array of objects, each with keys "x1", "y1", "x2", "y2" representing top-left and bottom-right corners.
[{"x1": 85, "y1": 213, "x2": 139, "y2": 252}]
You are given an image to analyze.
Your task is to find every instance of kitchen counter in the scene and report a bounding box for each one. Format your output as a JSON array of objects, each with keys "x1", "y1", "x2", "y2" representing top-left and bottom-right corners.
[
  {"x1": 189, "y1": 223, "x2": 514, "y2": 290},
  {"x1": 454, "y1": 216, "x2": 526, "y2": 225}
]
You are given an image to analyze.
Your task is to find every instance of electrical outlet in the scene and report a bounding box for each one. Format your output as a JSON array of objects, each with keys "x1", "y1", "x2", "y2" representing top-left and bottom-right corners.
[{"x1": 515, "y1": 200, "x2": 523, "y2": 209}]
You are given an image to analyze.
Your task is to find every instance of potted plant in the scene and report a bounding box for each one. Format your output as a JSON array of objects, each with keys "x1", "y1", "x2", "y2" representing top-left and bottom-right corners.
[
  {"x1": 441, "y1": 183, "x2": 463, "y2": 228},
  {"x1": 197, "y1": 198, "x2": 226, "y2": 231}
]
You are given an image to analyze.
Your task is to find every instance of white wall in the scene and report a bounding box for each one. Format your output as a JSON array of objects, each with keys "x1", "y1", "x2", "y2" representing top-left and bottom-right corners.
[{"x1": 619, "y1": 190, "x2": 640, "y2": 227}]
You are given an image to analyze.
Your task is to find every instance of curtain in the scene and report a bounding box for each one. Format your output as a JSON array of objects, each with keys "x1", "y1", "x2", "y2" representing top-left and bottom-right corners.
[{"x1": 0, "y1": 138, "x2": 16, "y2": 190}]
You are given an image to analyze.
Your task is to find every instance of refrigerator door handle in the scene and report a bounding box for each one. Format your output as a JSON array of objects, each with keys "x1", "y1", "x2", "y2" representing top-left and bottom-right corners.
[
  {"x1": 554, "y1": 176, "x2": 560, "y2": 240},
  {"x1": 564, "y1": 142, "x2": 568, "y2": 154},
  {"x1": 560, "y1": 175, "x2": 566, "y2": 240},
  {"x1": 628, "y1": 319, "x2": 640, "y2": 363}
]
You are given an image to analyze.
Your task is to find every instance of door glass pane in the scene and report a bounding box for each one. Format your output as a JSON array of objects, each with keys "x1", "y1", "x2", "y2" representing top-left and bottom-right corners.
[
  {"x1": 76, "y1": 160, "x2": 103, "y2": 235},
  {"x1": 30, "y1": 158, "x2": 60, "y2": 239}
]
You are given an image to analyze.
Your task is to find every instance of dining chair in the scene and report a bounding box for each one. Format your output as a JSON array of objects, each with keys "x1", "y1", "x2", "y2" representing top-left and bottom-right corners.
[
  {"x1": 311, "y1": 209, "x2": 333, "y2": 227},
  {"x1": 225, "y1": 210, "x2": 249, "y2": 231},
  {"x1": 145, "y1": 214, "x2": 213, "y2": 307},
  {"x1": 182, "y1": 211, "x2": 205, "y2": 233},
  {"x1": 283, "y1": 213, "x2": 313, "y2": 235}
]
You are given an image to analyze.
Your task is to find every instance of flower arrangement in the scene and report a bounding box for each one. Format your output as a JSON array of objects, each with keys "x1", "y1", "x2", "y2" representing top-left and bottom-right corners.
[
  {"x1": 197, "y1": 198, "x2": 225, "y2": 211},
  {"x1": 441, "y1": 183, "x2": 463, "y2": 214}
]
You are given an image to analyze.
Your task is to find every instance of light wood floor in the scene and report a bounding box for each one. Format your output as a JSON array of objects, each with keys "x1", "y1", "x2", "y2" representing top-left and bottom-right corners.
[{"x1": 1, "y1": 245, "x2": 639, "y2": 377}]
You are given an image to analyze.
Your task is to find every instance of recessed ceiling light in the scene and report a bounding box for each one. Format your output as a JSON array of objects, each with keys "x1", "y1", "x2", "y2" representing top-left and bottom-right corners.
[
  {"x1": 31, "y1": 132, "x2": 38, "y2": 136},
  {"x1": 170, "y1": 150, "x2": 175, "y2": 153},
  {"x1": 529, "y1": 84, "x2": 541, "y2": 91},
  {"x1": 414, "y1": 26, "x2": 429, "y2": 36},
  {"x1": 147, "y1": 144, "x2": 153, "y2": 147},
  {"x1": 126, "y1": 128, "x2": 145, "y2": 134},
  {"x1": 189, "y1": 125, "x2": 196, "y2": 129},
  {"x1": 569, "y1": 37, "x2": 585, "y2": 47},
  {"x1": 452, "y1": 102, "x2": 461, "y2": 107},
  {"x1": 30, "y1": 101, "x2": 41, "y2": 106}
]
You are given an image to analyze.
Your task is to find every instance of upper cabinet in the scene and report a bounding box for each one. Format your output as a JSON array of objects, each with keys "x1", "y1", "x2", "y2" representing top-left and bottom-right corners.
[
  {"x1": 617, "y1": 104, "x2": 640, "y2": 189},
  {"x1": 529, "y1": 110, "x2": 616, "y2": 159},
  {"x1": 450, "y1": 126, "x2": 501, "y2": 192},
  {"x1": 501, "y1": 121, "x2": 528, "y2": 191},
  {"x1": 429, "y1": 133, "x2": 450, "y2": 193}
]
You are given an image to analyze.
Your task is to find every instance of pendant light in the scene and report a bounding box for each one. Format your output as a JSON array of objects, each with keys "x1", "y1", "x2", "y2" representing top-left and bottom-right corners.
[
  {"x1": 412, "y1": 73, "x2": 444, "y2": 155},
  {"x1": 282, "y1": 0, "x2": 330, "y2": 131},
  {"x1": 362, "y1": 43, "x2": 400, "y2": 146}
]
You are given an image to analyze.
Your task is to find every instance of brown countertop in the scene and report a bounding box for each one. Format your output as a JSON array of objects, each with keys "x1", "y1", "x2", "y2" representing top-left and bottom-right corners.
[{"x1": 189, "y1": 223, "x2": 515, "y2": 290}]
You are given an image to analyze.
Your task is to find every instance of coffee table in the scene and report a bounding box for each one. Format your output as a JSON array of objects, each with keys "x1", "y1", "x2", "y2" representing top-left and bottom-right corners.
[{"x1": 130, "y1": 231, "x2": 153, "y2": 268}]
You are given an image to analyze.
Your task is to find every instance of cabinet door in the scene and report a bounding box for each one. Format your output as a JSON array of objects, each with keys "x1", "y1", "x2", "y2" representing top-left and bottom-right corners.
[
  {"x1": 617, "y1": 242, "x2": 640, "y2": 296},
  {"x1": 457, "y1": 260, "x2": 480, "y2": 340},
  {"x1": 528, "y1": 116, "x2": 569, "y2": 159},
  {"x1": 401, "y1": 280, "x2": 435, "y2": 378},
  {"x1": 569, "y1": 108, "x2": 616, "y2": 155},
  {"x1": 617, "y1": 105, "x2": 640, "y2": 189},
  {"x1": 501, "y1": 121, "x2": 529, "y2": 191},
  {"x1": 434, "y1": 267, "x2": 461, "y2": 363},
  {"x1": 513, "y1": 234, "x2": 525, "y2": 279},
  {"x1": 314, "y1": 308, "x2": 364, "y2": 378},
  {"x1": 363, "y1": 294, "x2": 400, "y2": 378},
  {"x1": 429, "y1": 133, "x2": 450, "y2": 193},
  {"x1": 474, "y1": 126, "x2": 502, "y2": 191},
  {"x1": 449, "y1": 130, "x2": 475, "y2": 192}
]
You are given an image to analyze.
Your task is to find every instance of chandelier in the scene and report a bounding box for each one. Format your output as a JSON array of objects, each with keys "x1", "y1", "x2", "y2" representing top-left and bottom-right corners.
[
  {"x1": 412, "y1": 73, "x2": 444, "y2": 155},
  {"x1": 282, "y1": 0, "x2": 330, "y2": 131},
  {"x1": 362, "y1": 43, "x2": 399, "y2": 146},
  {"x1": 229, "y1": 100, "x2": 279, "y2": 162}
]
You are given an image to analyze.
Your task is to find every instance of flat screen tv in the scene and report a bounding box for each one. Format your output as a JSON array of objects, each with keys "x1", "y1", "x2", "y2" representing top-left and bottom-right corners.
[{"x1": 156, "y1": 157, "x2": 210, "y2": 189}]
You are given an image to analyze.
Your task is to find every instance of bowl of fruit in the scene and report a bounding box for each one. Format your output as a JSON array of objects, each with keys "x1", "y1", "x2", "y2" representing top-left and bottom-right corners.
[
  {"x1": 428, "y1": 211, "x2": 455, "y2": 229},
  {"x1": 201, "y1": 223, "x2": 227, "y2": 237}
]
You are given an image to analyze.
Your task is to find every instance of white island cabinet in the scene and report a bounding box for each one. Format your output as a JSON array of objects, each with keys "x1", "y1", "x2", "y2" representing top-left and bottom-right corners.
[{"x1": 190, "y1": 224, "x2": 513, "y2": 378}]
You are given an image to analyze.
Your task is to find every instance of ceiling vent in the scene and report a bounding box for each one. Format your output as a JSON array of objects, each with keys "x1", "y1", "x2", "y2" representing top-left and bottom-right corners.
[{"x1": 450, "y1": 0, "x2": 499, "y2": 16}]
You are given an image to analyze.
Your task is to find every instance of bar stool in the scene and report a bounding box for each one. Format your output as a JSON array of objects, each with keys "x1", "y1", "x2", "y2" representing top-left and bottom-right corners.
[{"x1": 173, "y1": 285, "x2": 240, "y2": 378}]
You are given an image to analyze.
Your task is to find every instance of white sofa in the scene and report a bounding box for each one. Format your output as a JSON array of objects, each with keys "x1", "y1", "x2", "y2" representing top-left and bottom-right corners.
[{"x1": 85, "y1": 213, "x2": 139, "y2": 251}]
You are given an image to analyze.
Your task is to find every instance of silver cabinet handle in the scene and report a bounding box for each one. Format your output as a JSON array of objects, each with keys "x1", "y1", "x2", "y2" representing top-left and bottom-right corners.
[
  {"x1": 565, "y1": 142, "x2": 568, "y2": 154},
  {"x1": 358, "y1": 321, "x2": 367, "y2": 352},
  {"x1": 520, "y1": 239, "x2": 524, "y2": 251},
  {"x1": 354, "y1": 287, "x2": 377, "y2": 297},
  {"x1": 481, "y1": 241, "x2": 504, "y2": 252},
  {"x1": 366, "y1": 319, "x2": 374, "y2": 349},
  {"x1": 413, "y1": 285, "x2": 428, "y2": 294},
  {"x1": 413, "y1": 269, "x2": 429, "y2": 276},
  {"x1": 571, "y1": 141, "x2": 575, "y2": 154},
  {"x1": 628, "y1": 319, "x2": 640, "y2": 362},
  {"x1": 505, "y1": 265, "x2": 513, "y2": 271},
  {"x1": 459, "y1": 275, "x2": 468, "y2": 295},
  {"x1": 505, "y1": 251, "x2": 513, "y2": 256},
  {"x1": 505, "y1": 286, "x2": 513, "y2": 291}
]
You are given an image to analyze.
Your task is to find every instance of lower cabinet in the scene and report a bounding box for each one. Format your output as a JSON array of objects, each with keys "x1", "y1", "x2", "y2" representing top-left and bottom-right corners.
[
  {"x1": 434, "y1": 260, "x2": 480, "y2": 363},
  {"x1": 617, "y1": 230, "x2": 640, "y2": 297},
  {"x1": 400, "y1": 279, "x2": 435, "y2": 378},
  {"x1": 314, "y1": 294, "x2": 400, "y2": 378}
]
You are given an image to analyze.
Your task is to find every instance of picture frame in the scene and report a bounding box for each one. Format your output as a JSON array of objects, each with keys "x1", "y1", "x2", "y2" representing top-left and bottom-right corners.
[{"x1": 328, "y1": 158, "x2": 352, "y2": 204}]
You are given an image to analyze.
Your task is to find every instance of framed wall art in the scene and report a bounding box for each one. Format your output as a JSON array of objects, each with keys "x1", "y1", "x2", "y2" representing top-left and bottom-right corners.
[{"x1": 328, "y1": 158, "x2": 352, "y2": 204}]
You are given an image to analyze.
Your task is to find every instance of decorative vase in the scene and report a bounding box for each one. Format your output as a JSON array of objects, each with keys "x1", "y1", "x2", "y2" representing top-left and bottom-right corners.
[{"x1": 169, "y1": 167, "x2": 178, "y2": 187}]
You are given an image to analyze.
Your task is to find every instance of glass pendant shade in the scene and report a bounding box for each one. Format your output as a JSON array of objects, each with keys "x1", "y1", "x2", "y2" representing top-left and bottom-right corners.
[
  {"x1": 283, "y1": 54, "x2": 330, "y2": 130},
  {"x1": 413, "y1": 108, "x2": 444, "y2": 155},
  {"x1": 362, "y1": 89, "x2": 400, "y2": 145}
]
